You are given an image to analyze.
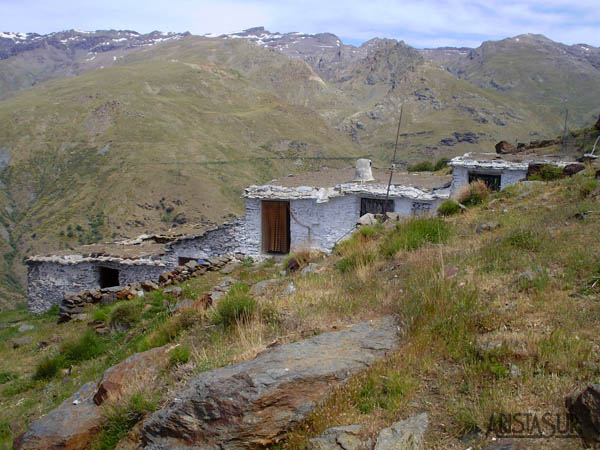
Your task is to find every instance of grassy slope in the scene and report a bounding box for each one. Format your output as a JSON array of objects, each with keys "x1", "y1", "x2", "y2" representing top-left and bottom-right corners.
[
  {"x1": 0, "y1": 34, "x2": 598, "y2": 308},
  {"x1": 0, "y1": 37, "x2": 363, "y2": 304},
  {"x1": 2, "y1": 165, "x2": 599, "y2": 448},
  {"x1": 446, "y1": 36, "x2": 600, "y2": 127}
]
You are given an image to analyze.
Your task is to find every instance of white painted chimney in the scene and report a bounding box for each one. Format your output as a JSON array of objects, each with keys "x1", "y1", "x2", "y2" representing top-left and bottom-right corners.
[{"x1": 353, "y1": 158, "x2": 374, "y2": 182}]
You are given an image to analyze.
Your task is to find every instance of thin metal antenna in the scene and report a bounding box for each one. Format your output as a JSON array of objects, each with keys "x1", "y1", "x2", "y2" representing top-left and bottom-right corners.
[
  {"x1": 561, "y1": 108, "x2": 569, "y2": 156},
  {"x1": 383, "y1": 105, "x2": 404, "y2": 216}
]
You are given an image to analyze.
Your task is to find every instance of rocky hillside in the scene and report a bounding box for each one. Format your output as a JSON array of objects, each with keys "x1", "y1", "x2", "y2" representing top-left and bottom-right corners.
[
  {"x1": 3, "y1": 166, "x2": 600, "y2": 448},
  {"x1": 0, "y1": 28, "x2": 599, "y2": 308}
]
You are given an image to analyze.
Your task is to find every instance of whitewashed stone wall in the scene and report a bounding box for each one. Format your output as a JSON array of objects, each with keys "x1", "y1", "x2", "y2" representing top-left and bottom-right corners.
[
  {"x1": 27, "y1": 260, "x2": 166, "y2": 313},
  {"x1": 290, "y1": 196, "x2": 360, "y2": 252},
  {"x1": 244, "y1": 198, "x2": 262, "y2": 257},
  {"x1": 450, "y1": 166, "x2": 528, "y2": 194},
  {"x1": 162, "y1": 218, "x2": 248, "y2": 266}
]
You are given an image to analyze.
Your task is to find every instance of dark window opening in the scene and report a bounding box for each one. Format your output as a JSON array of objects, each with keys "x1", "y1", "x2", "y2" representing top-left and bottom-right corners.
[
  {"x1": 468, "y1": 172, "x2": 501, "y2": 191},
  {"x1": 98, "y1": 266, "x2": 120, "y2": 288},
  {"x1": 360, "y1": 198, "x2": 394, "y2": 216},
  {"x1": 411, "y1": 201, "x2": 433, "y2": 215},
  {"x1": 262, "y1": 201, "x2": 290, "y2": 254},
  {"x1": 178, "y1": 257, "x2": 197, "y2": 266}
]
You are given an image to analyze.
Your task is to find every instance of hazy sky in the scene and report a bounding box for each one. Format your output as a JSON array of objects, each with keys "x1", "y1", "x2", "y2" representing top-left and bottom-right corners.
[{"x1": 2, "y1": 0, "x2": 599, "y2": 48}]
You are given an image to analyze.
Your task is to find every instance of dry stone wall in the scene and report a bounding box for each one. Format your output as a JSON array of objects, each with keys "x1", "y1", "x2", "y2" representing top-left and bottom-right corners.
[
  {"x1": 27, "y1": 260, "x2": 166, "y2": 314},
  {"x1": 162, "y1": 217, "x2": 249, "y2": 266}
]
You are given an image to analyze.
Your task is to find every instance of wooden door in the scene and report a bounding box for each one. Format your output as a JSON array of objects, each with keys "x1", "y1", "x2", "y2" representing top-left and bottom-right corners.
[{"x1": 262, "y1": 201, "x2": 290, "y2": 253}]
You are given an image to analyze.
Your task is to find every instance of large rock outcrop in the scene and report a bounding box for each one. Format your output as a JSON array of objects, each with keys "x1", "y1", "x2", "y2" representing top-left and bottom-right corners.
[
  {"x1": 14, "y1": 346, "x2": 171, "y2": 450},
  {"x1": 125, "y1": 317, "x2": 399, "y2": 449},
  {"x1": 566, "y1": 383, "x2": 600, "y2": 446}
]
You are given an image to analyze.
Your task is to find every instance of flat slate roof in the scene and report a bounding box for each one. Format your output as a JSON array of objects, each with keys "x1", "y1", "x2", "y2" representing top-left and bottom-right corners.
[{"x1": 266, "y1": 167, "x2": 452, "y2": 190}]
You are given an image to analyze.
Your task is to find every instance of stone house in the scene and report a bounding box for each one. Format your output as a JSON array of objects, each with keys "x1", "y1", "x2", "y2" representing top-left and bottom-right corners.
[
  {"x1": 26, "y1": 159, "x2": 452, "y2": 313},
  {"x1": 243, "y1": 160, "x2": 451, "y2": 255},
  {"x1": 26, "y1": 219, "x2": 247, "y2": 313},
  {"x1": 449, "y1": 152, "x2": 583, "y2": 193}
]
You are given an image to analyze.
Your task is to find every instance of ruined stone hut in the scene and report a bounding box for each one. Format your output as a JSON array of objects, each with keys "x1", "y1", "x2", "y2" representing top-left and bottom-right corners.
[
  {"x1": 449, "y1": 151, "x2": 583, "y2": 193},
  {"x1": 26, "y1": 219, "x2": 246, "y2": 313},
  {"x1": 243, "y1": 159, "x2": 451, "y2": 255}
]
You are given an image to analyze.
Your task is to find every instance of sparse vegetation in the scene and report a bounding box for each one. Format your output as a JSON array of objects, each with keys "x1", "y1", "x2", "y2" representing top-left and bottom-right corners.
[
  {"x1": 380, "y1": 217, "x2": 451, "y2": 256},
  {"x1": 4, "y1": 170, "x2": 600, "y2": 448},
  {"x1": 437, "y1": 199, "x2": 462, "y2": 216},
  {"x1": 211, "y1": 283, "x2": 256, "y2": 327},
  {"x1": 454, "y1": 179, "x2": 490, "y2": 206},
  {"x1": 528, "y1": 164, "x2": 563, "y2": 181},
  {"x1": 92, "y1": 392, "x2": 158, "y2": 450},
  {"x1": 407, "y1": 158, "x2": 450, "y2": 172}
]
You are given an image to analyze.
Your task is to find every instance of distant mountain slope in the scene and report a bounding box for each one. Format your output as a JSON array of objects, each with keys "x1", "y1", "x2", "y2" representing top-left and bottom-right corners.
[
  {"x1": 0, "y1": 28, "x2": 598, "y2": 308},
  {"x1": 421, "y1": 34, "x2": 600, "y2": 126}
]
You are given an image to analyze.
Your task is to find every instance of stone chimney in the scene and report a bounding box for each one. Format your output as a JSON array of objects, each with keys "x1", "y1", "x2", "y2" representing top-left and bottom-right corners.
[{"x1": 353, "y1": 159, "x2": 375, "y2": 182}]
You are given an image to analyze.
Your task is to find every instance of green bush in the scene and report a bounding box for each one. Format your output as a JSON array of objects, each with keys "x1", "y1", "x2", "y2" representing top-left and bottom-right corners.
[
  {"x1": 505, "y1": 228, "x2": 543, "y2": 252},
  {"x1": 407, "y1": 158, "x2": 449, "y2": 172},
  {"x1": 0, "y1": 371, "x2": 16, "y2": 384},
  {"x1": 168, "y1": 345, "x2": 190, "y2": 366},
  {"x1": 335, "y1": 250, "x2": 376, "y2": 273},
  {"x1": 407, "y1": 161, "x2": 435, "y2": 172},
  {"x1": 438, "y1": 199, "x2": 461, "y2": 216},
  {"x1": 434, "y1": 158, "x2": 450, "y2": 171},
  {"x1": 528, "y1": 165, "x2": 563, "y2": 181},
  {"x1": 138, "y1": 310, "x2": 198, "y2": 352},
  {"x1": 579, "y1": 179, "x2": 599, "y2": 198},
  {"x1": 358, "y1": 225, "x2": 378, "y2": 238},
  {"x1": 380, "y1": 218, "x2": 451, "y2": 257},
  {"x1": 33, "y1": 356, "x2": 63, "y2": 380},
  {"x1": 93, "y1": 306, "x2": 110, "y2": 323},
  {"x1": 211, "y1": 284, "x2": 256, "y2": 327},
  {"x1": 241, "y1": 256, "x2": 254, "y2": 268},
  {"x1": 109, "y1": 303, "x2": 140, "y2": 330},
  {"x1": 61, "y1": 331, "x2": 107, "y2": 364}
]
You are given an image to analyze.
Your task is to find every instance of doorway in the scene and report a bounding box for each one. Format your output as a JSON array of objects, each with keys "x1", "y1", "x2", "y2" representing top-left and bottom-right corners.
[
  {"x1": 262, "y1": 201, "x2": 290, "y2": 254},
  {"x1": 360, "y1": 198, "x2": 394, "y2": 216},
  {"x1": 468, "y1": 172, "x2": 501, "y2": 191},
  {"x1": 98, "y1": 266, "x2": 120, "y2": 288}
]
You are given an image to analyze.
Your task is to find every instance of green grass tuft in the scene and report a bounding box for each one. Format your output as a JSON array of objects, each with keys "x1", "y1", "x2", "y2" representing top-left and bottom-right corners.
[
  {"x1": 438, "y1": 199, "x2": 462, "y2": 216},
  {"x1": 211, "y1": 283, "x2": 256, "y2": 328},
  {"x1": 380, "y1": 217, "x2": 451, "y2": 257}
]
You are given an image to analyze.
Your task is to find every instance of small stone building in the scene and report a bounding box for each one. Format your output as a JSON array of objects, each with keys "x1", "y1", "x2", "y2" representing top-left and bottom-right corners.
[
  {"x1": 26, "y1": 219, "x2": 247, "y2": 313},
  {"x1": 26, "y1": 160, "x2": 452, "y2": 313},
  {"x1": 243, "y1": 161, "x2": 451, "y2": 255},
  {"x1": 449, "y1": 152, "x2": 582, "y2": 193}
]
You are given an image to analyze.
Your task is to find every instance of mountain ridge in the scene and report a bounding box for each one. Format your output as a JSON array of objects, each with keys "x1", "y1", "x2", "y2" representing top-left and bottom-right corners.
[{"x1": 0, "y1": 27, "x2": 598, "y2": 308}]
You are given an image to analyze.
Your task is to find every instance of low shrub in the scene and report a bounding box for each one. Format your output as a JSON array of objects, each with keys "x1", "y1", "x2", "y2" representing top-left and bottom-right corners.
[
  {"x1": 407, "y1": 161, "x2": 435, "y2": 172},
  {"x1": 438, "y1": 199, "x2": 461, "y2": 216},
  {"x1": 33, "y1": 356, "x2": 63, "y2": 380},
  {"x1": 93, "y1": 307, "x2": 110, "y2": 323},
  {"x1": 211, "y1": 284, "x2": 256, "y2": 327},
  {"x1": 241, "y1": 256, "x2": 254, "y2": 268},
  {"x1": 109, "y1": 303, "x2": 140, "y2": 330},
  {"x1": 579, "y1": 179, "x2": 599, "y2": 198},
  {"x1": 92, "y1": 392, "x2": 157, "y2": 450},
  {"x1": 380, "y1": 217, "x2": 451, "y2": 257},
  {"x1": 505, "y1": 228, "x2": 543, "y2": 252},
  {"x1": 61, "y1": 331, "x2": 107, "y2": 364},
  {"x1": 528, "y1": 165, "x2": 563, "y2": 181},
  {"x1": 407, "y1": 158, "x2": 449, "y2": 172},
  {"x1": 454, "y1": 180, "x2": 490, "y2": 206},
  {"x1": 138, "y1": 309, "x2": 199, "y2": 351},
  {"x1": 0, "y1": 372, "x2": 16, "y2": 385},
  {"x1": 168, "y1": 345, "x2": 190, "y2": 366}
]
